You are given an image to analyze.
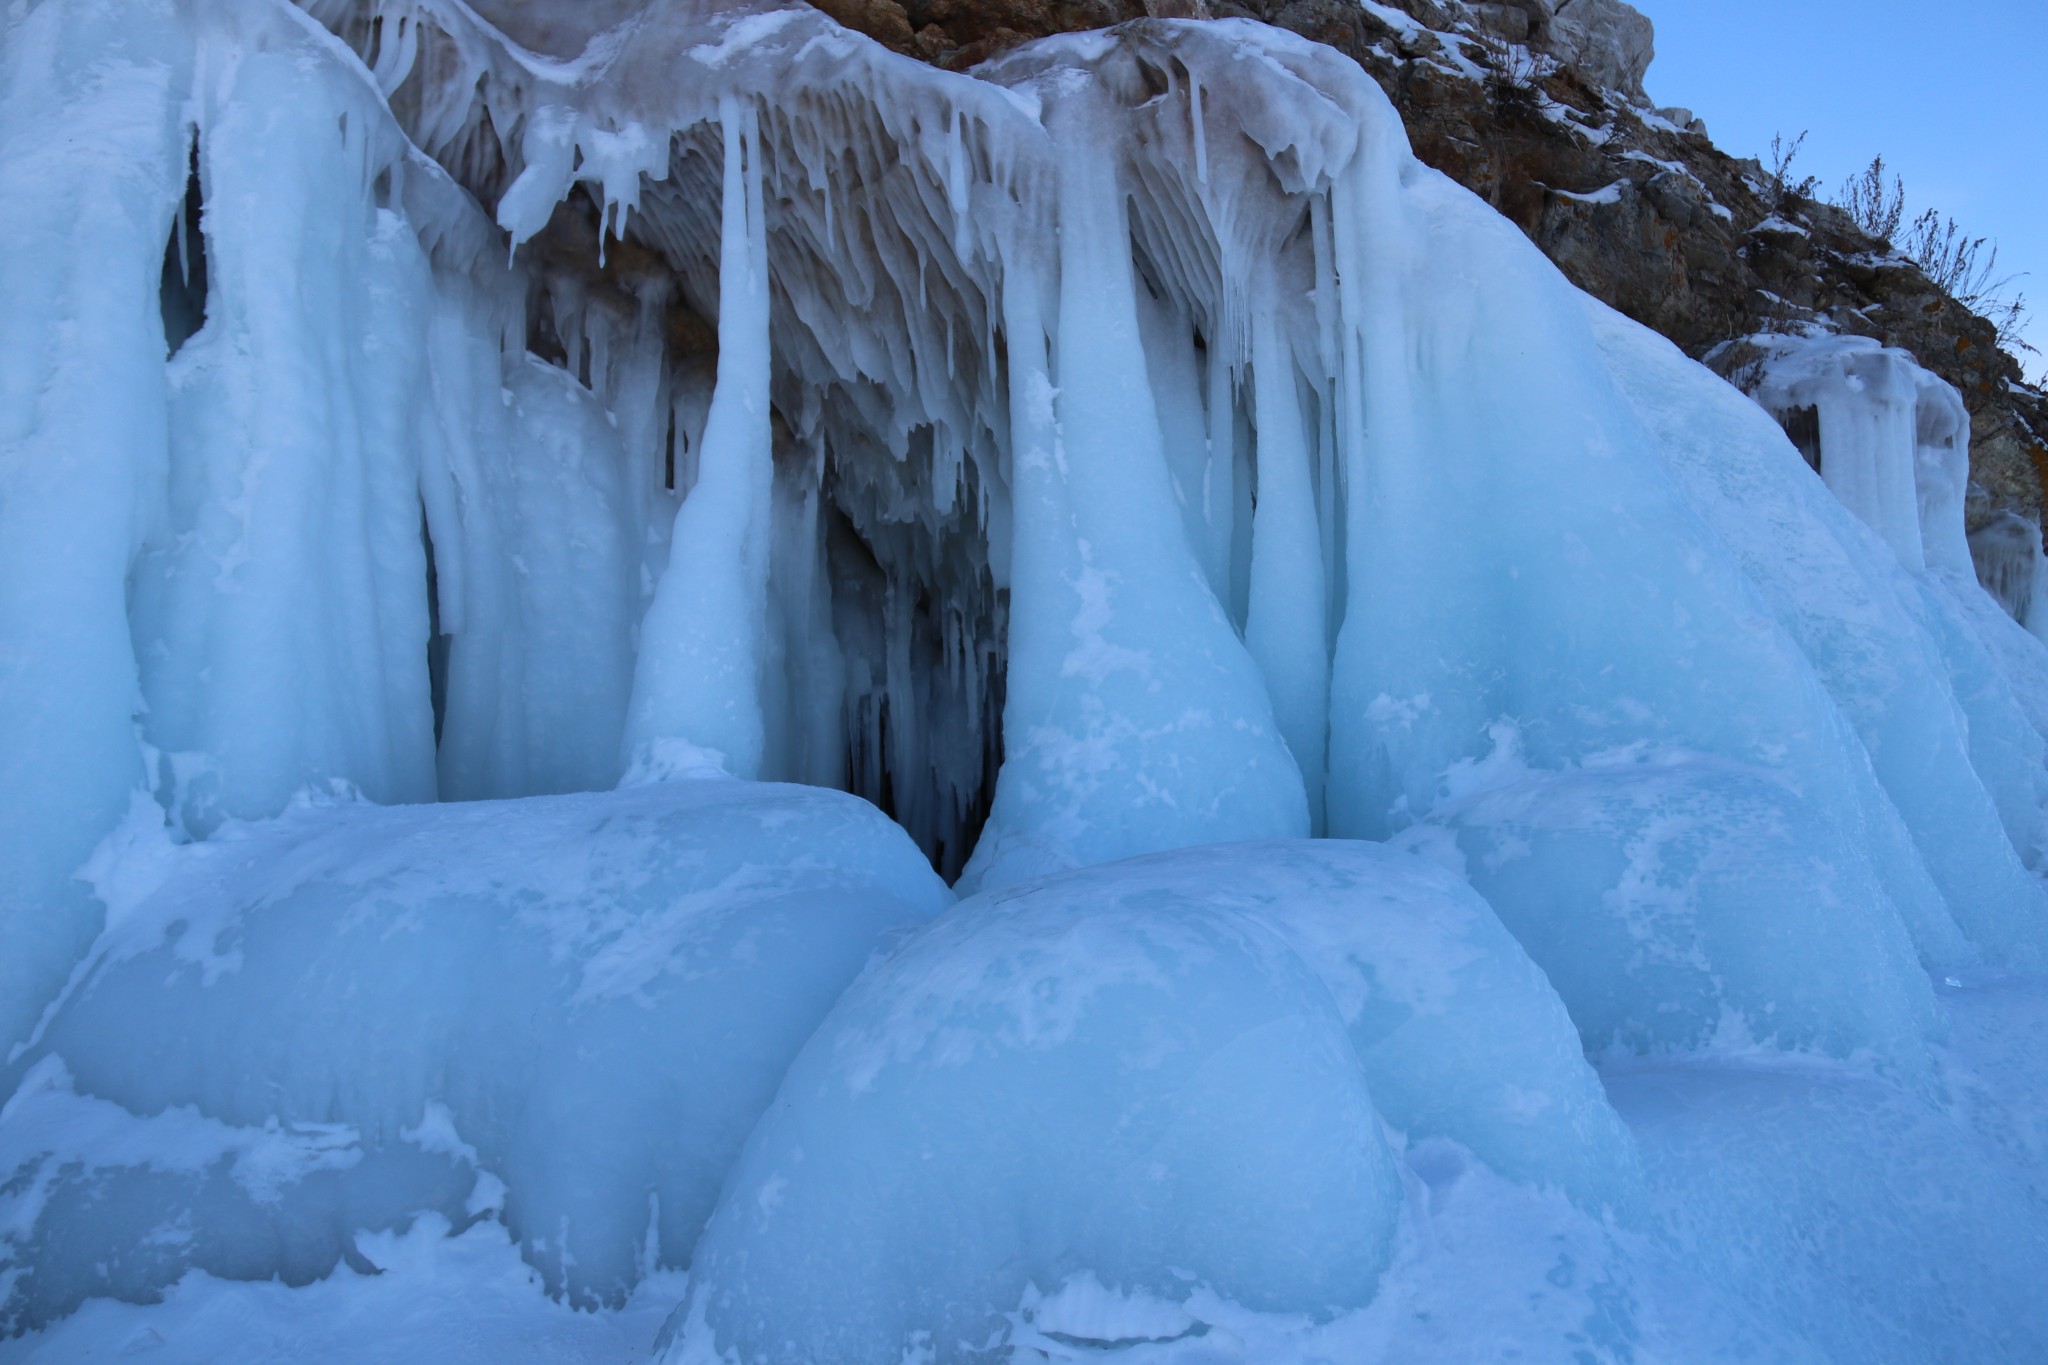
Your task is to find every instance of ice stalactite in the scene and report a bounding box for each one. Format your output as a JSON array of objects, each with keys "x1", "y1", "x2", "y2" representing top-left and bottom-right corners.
[
  {"x1": 957, "y1": 60, "x2": 1308, "y2": 892},
  {"x1": 1973, "y1": 511, "x2": 2048, "y2": 638},
  {"x1": 1245, "y1": 302, "x2": 1332, "y2": 828},
  {"x1": 1323, "y1": 111, "x2": 1421, "y2": 847},
  {"x1": 623, "y1": 98, "x2": 774, "y2": 779}
]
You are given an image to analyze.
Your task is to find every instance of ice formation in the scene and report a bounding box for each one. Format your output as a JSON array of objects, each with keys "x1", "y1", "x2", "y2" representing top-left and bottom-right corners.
[
  {"x1": 668, "y1": 839, "x2": 1636, "y2": 1363},
  {"x1": 1749, "y1": 334, "x2": 1959, "y2": 573},
  {"x1": 1973, "y1": 509, "x2": 2048, "y2": 639},
  {"x1": 2, "y1": 0, "x2": 2047, "y2": 1358},
  {"x1": 0, "y1": 777, "x2": 946, "y2": 1329}
]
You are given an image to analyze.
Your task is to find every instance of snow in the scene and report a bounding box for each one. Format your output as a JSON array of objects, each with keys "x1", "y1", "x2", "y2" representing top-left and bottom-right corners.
[
  {"x1": 1752, "y1": 213, "x2": 1811, "y2": 237},
  {"x1": 3, "y1": 0, "x2": 2048, "y2": 1359},
  {"x1": 1359, "y1": 0, "x2": 1423, "y2": 41},
  {"x1": 0, "y1": 1216, "x2": 685, "y2": 1365},
  {"x1": 1553, "y1": 180, "x2": 1626, "y2": 205}
]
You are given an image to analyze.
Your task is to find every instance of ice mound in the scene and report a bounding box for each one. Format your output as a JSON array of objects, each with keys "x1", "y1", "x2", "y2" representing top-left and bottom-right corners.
[
  {"x1": 662, "y1": 839, "x2": 1633, "y2": 1361},
  {"x1": 1614, "y1": 1042, "x2": 2048, "y2": 1362},
  {"x1": 1398, "y1": 738, "x2": 1939, "y2": 1068},
  {"x1": 1088, "y1": 840, "x2": 1641, "y2": 1212},
  {"x1": 0, "y1": 777, "x2": 949, "y2": 1328}
]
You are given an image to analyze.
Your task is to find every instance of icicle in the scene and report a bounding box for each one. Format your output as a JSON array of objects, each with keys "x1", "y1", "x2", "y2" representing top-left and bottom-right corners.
[
  {"x1": 622, "y1": 96, "x2": 773, "y2": 779},
  {"x1": 947, "y1": 107, "x2": 971, "y2": 261},
  {"x1": 174, "y1": 134, "x2": 194, "y2": 287},
  {"x1": 1324, "y1": 119, "x2": 1424, "y2": 842},
  {"x1": 1200, "y1": 337, "x2": 1237, "y2": 605},
  {"x1": 1244, "y1": 309, "x2": 1330, "y2": 828},
  {"x1": 959, "y1": 84, "x2": 1306, "y2": 893},
  {"x1": 370, "y1": 10, "x2": 418, "y2": 97}
]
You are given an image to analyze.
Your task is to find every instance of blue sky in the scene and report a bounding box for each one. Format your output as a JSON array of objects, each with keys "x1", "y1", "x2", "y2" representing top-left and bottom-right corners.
[{"x1": 1629, "y1": 0, "x2": 2046, "y2": 373}]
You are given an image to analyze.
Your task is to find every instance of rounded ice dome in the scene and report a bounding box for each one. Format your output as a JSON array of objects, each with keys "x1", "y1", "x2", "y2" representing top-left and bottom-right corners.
[
  {"x1": 0, "y1": 776, "x2": 949, "y2": 1330},
  {"x1": 1397, "y1": 746, "x2": 1941, "y2": 1070},
  {"x1": 664, "y1": 837, "x2": 1640, "y2": 1362}
]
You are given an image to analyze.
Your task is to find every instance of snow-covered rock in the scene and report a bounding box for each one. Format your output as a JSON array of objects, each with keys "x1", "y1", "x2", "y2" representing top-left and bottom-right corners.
[{"x1": 1547, "y1": 0, "x2": 1655, "y2": 103}]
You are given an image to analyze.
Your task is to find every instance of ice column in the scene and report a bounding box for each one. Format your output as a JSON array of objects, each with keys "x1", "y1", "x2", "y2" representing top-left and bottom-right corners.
[
  {"x1": 429, "y1": 350, "x2": 642, "y2": 801},
  {"x1": 958, "y1": 84, "x2": 1307, "y2": 892},
  {"x1": 0, "y1": 0, "x2": 186, "y2": 1050},
  {"x1": 1324, "y1": 108, "x2": 1432, "y2": 842},
  {"x1": 1245, "y1": 305, "x2": 1331, "y2": 827},
  {"x1": 129, "y1": 37, "x2": 440, "y2": 832},
  {"x1": 1752, "y1": 337, "x2": 1932, "y2": 572},
  {"x1": 623, "y1": 99, "x2": 774, "y2": 779},
  {"x1": 1911, "y1": 369, "x2": 1974, "y2": 580}
]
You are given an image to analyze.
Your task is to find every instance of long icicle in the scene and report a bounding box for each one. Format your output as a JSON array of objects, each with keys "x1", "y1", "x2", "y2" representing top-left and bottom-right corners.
[{"x1": 621, "y1": 96, "x2": 773, "y2": 778}]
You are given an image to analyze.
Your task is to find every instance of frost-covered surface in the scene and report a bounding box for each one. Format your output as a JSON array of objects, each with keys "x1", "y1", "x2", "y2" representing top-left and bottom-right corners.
[
  {"x1": 3, "y1": 0, "x2": 2048, "y2": 1358},
  {"x1": 0, "y1": 1216, "x2": 687, "y2": 1364}
]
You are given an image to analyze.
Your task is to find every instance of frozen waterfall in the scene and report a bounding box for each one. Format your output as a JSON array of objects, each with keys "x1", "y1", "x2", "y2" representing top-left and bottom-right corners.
[{"x1": 3, "y1": 0, "x2": 2047, "y2": 1360}]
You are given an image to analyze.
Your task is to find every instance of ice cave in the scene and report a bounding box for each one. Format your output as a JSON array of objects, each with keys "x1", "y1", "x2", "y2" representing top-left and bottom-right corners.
[{"x1": 1, "y1": 0, "x2": 2045, "y2": 1360}]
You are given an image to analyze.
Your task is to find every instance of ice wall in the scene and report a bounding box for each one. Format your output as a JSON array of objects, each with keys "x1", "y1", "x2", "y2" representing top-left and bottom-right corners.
[
  {"x1": 0, "y1": 0, "x2": 674, "y2": 1055},
  {"x1": 9, "y1": 0, "x2": 2048, "y2": 1047}
]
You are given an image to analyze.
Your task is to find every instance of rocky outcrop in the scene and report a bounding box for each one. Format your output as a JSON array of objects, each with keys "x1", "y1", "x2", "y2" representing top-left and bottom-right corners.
[
  {"x1": 805, "y1": 0, "x2": 2048, "y2": 541},
  {"x1": 1546, "y1": 0, "x2": 1653, "y2": 102}
]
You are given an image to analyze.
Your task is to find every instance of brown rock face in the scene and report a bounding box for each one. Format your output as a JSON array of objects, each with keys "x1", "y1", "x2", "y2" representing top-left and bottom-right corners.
[{"x1": 809, "y1": 0, "x2": 2048, "y2": 528}]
